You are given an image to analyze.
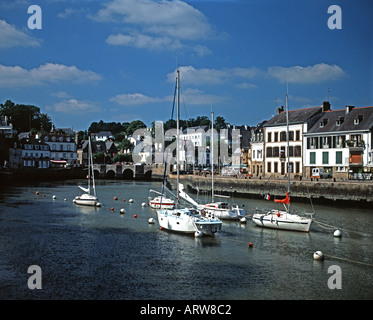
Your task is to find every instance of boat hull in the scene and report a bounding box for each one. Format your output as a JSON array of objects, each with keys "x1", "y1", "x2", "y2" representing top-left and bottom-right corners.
[
  {"x1": 149, "y1": 197, "x2": 175, "y2": 209},
  {"x1": 74, "y1": 194, "x2": 99, "y2": 207},
  {"x1": 252, "y1": 211, "x2": 312, "y2": 232},
  {"x1": 157, "y1": 209, "x2": 222, "y2": 236},
  {"x1": 205, "y1": 208, "x2": 239, "y2": 220}
]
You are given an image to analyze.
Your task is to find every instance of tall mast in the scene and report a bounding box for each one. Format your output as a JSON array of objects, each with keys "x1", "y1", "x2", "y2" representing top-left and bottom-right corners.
[
  {"x1": 285, "y1": 94, "x2": 290, "y2": 212},
  {"x1": 211, "y1": 111, "x2": 214, "y2": 203},
  {"x1": 176, "y1": 70, "x2": 180, "y2": 204}
]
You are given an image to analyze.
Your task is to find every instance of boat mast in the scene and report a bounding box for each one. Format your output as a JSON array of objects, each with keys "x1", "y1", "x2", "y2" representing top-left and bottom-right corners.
[
  {"x1": 176, "y1": 69, "x2": 180, "y2": 205},
  {"x1": 89, "y1": 136, "x2": 96, "y2": 197},
  {"x1": 211, "y1": 111, "x2": 214, "y2": 203},
  {"x1": 285, "y1": 93, "x2": 290, "y2": 213}
]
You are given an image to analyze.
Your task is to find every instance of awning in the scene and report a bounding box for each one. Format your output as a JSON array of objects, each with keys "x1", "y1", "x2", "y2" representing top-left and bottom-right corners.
[{"x1": 50, "y1": 160, "x2": 67, "y2": 164}]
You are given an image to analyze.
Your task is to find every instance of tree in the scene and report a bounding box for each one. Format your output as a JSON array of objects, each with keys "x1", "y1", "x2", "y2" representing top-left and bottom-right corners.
[
  {"x1": 126, "y1": 120, "x2": 147, "y2": 136},
  {"x1": 0, "y1": 99, "x2": 52, "y2": 133}
]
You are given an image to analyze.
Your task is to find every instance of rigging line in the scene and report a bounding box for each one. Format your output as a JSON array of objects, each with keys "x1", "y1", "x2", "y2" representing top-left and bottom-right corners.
[
  {"x1": 313, "y1": 219, "x2": 372, "y2": 238},
  {"x1": 309, "y1": 251, "x2": 373, "y2": 267}
]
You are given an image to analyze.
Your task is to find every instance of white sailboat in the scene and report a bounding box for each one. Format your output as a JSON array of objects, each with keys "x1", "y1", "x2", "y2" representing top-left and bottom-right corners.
[
  {"x1": 73, "y1": 137, "x2": 101, "y2": 207},
  {"x1": 202, "y1": 112, "x2": 246, "y2": 220},
  {"x1": 148, "y1": 189, "x2": 175, "y2": 209},
  {"x1": 157, "y1": 70, "x2": 222, "y2": 236},
  {"x1": 252, "y1": 94, "x2": 313, "y2": 232}
]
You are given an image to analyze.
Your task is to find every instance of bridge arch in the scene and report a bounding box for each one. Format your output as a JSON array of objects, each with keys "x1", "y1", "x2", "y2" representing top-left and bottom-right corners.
[{"x1": 122, "y1": 168, "x2": 134, "y2": 179}]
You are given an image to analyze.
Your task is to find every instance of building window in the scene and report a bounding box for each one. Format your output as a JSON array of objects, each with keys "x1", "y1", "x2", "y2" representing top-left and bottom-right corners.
[
  {"x1": 296, "y1": 130, "x2": 300, "y2": 141},
  {"x1": 274, "y1": 162, "x2": 278, "y2": 173},
  {"x1": 336, "y1": 151, "x2": 343, "y2": 164},
  {"x1": 322, "y1": 151, "x2": 329, "y2": 164},
  {"x1": 295, "y1": 162, "x2": 300, "y2": 173},
  {"x1": 267, "y1": 132, "x2": 272, "y2": 142},
  {"x1": 289, "y1": 131, "x2": 294, "y2": 141},
  {"x1": 274, "y1": 132, "x2": 278, "y2": 142},
  {"x1": 267, "y1": 162, "x2": 271, "y2": 173},
  {"x1": 310, "y1": 152, "x2": 316, "y2": 164}
]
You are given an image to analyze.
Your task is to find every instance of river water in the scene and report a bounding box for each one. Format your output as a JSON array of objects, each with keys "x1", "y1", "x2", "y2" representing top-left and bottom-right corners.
[{"x1": 0, "y1": 179, "x2": 372, "y2": 300}]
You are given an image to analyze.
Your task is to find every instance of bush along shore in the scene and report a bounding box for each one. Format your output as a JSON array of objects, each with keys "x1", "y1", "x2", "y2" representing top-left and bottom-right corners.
[{"x1": 164, "y1": 173, "x2": 373, "y2": 208}]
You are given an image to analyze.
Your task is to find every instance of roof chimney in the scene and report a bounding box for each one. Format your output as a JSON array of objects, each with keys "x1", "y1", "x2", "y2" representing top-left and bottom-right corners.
[
  {"x1": 345, "y1": 106, "x2": 354, "y2": 114},
  {"x1": 277, "y1": 106, "x2": 284, "y2": 114},
  {"x1": 321, "y1": 101, "x2": 331, "y2": 112}
]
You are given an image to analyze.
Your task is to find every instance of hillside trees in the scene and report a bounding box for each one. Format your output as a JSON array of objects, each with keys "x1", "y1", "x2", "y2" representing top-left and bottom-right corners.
[{"x1": 0, "y1": 99, "x2": 52, "y2": 133}]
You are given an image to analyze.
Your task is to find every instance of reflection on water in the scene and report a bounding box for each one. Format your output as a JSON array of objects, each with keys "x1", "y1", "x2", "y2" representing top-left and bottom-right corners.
[{"x1": 0, "y1": 179, "x2": 372, "y2": 300}]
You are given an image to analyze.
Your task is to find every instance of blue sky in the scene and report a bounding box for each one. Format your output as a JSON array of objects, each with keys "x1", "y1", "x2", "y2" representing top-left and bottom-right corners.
[{"x1": 1, "y1": 0, "x2": 372, "y2": 131}]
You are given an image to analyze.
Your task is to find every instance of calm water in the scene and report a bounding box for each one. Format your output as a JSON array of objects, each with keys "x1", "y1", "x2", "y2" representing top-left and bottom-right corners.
[{"x1": 0, "y1": 179, "x2": 372, "y2": 300}]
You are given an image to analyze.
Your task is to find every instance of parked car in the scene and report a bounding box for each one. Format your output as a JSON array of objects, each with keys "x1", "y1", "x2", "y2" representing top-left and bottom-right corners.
[{"x1": 311, "y1": 168, "x2": 331, "y2": 179}]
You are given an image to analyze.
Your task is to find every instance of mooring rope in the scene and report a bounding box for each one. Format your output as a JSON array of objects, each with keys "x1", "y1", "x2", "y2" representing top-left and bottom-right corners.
[{"x1": 313, "y1": 219, "x2": 372, "y2": 237}]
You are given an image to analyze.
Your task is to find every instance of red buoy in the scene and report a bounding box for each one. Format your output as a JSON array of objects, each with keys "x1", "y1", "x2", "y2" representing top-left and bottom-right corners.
[
  {"x1": 114, "y1": 197, "x2": 118, "y2": 200},
  {"x1": 248, "y1": 242, "x2": 254, "y2": 248},
  {"x1": 122, "y1": 199, "x2": 125, "y2": 202},
  {"x1": 111, "y1": 207, "x2": 114, "y2": 211},
  {"x1": 133, "y1": 214, "x2": 137, "y2": 219}
]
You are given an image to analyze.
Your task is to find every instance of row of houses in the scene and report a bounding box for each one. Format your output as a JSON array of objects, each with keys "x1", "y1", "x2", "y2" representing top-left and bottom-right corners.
[
  {"x1": 248, "y1": 102, "x2": 373, "y2": 179},
  {"x1": 6, "y1": 130, "x2": 117, "y2": 169},
  {"x1": 2, "y1": 102, "x2": 372, "y2": 179}
]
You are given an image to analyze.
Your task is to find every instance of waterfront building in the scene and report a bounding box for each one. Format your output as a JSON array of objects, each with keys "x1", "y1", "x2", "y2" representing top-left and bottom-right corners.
[
  {"x1": 0, "y1": 116, "x2": 16, "y2": 138},
  {"x1": 303, "y1": 105, "x2": 373, "y2": 179},
  {"x1": 263, "y1": 102, "x2": 328, "y2": 178},
  {"x1": 9, "y1": 138, "x2": 50, "y2": 169},
  {"x1": 179, "y1": 126, "x2": 209, "y2": 167},
  {"x1": 91, "y1": 131, "x2": 114, "y2": 142},
  {"x1": 37, "y1": 133, "x2": 78, "y2": 166},
  {"x1": 250, "y1": 121, "x2": 267, "y2": 177},
  {"x1": 77, "y1": 140, "x2": 118, "y2": 165}
]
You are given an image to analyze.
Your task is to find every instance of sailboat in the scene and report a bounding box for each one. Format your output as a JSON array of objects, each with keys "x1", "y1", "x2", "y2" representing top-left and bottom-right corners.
[
  {"x1": 73, "y1": 137, "x2": 101, "y2": 207},
  {"x1": 176, "y1": 111, "x2": 245, "y2": 220},
  {"x1": 148, "y1": 189, "x2": 175, "y2": 209},
  {"x1": 252, "y1": 94, "x2": 313, "y2": 232},
  {"x1": 157, "y1": 70, "x2": 222, "y2": 236}
]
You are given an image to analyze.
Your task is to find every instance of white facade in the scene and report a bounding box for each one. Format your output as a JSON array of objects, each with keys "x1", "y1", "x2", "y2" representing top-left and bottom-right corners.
[
  {"x1": 9, "y1": 139, "x2": 51, "y2": 169},
  {"x1": 42, "y1": 134, "x2": 78, "y2": 165},
  {"x1": 265, "y1": 123, "x2": 304, "y2": 176},
  {"x1": 304, "y1": 131, "x2": 372, "y2": 176}
]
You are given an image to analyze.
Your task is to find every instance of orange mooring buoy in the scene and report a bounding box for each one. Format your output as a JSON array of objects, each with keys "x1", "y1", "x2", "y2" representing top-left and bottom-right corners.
[
  {"x1": 111, "y1": 207, "x2": 114, "y2": 211},
  {"x1": 133, "y1": 214, "x2": 137, "y2": 219},
  {"x1": 248, "y1": 242, "x2": 254, "y2": 248},
  {"x1": 114, "y1": 197, "x2": 118, "y2": 200}
]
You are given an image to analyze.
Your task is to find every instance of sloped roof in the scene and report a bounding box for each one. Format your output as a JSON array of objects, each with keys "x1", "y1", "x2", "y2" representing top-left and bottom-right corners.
[
  {"x1": 306, "y1": 106, "x2": 373, "y2": 134},
  {"x1": 264, "y1": 107, "x2": 322, "y2": 127}
]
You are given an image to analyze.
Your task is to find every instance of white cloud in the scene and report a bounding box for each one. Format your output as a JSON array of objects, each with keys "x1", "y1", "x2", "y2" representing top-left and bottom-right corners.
[
  {"x1": 110, "y1": 93, "x2": 166, "y2": 106},
  {"x1": 0, "y1": 19, "x2": 40, "y2": 48},
  {"x1": 93, "y1": 0, "x2": 216, "y2": 52},
  {"x1": 0, "y1": 63, "x2": 101, "y2": 87},
  {"x1": 49, "y1": 99, "x2": 102, "y2": 115},
  {"x1": 180, "y1": 88, "x2": 228, "y2": 105},
  {"x1": 167, "y1": 66, "x2": 261, "y2": 85},
  {"x1": 106, "y1": 32, "x2": 183, "y2": 50},
  {"x1": 110, "y1": 88, "x2": 226, "y2": 107},
  {"x1": 268, "y1": 63, "x2": 346, "y2": 84}
]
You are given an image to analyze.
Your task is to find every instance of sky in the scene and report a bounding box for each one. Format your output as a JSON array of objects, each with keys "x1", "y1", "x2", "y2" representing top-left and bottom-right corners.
[{"x1": 0, "y1": 0, "x2": 372, "y2": 132}]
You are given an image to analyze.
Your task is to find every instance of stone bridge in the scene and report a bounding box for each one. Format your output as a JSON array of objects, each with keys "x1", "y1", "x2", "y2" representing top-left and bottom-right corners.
[{"x1": 92, "y1": 163, "x2": 152, "y2": 180}]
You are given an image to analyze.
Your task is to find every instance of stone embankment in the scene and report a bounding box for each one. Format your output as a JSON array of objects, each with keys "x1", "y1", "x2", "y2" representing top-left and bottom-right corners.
[{"x1": 153, "y1": 169, "x2": 373, "y2": 207}]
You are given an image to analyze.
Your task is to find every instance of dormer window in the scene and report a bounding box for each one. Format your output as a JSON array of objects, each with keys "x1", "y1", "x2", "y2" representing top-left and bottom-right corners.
[
  {"x1": 336, "y1": 117, "x2": 344, "y2": 126},
  {"x1": 354, "y1": 115, "x2": 363, "y2": 125},
  {"x1": 319, "y1": 118, "x2": 328, "y2": 128}
]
